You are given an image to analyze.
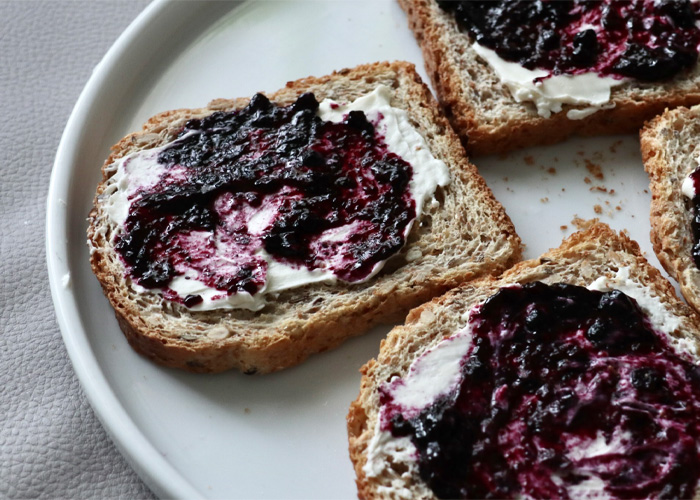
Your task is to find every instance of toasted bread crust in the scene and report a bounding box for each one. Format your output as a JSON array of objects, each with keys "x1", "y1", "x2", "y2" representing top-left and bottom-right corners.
[
  {"x1": 641, "y1": 105, "x2": 700, "y2": 315},
  {"x1": 348, "y1": 222, "x2": 700, "y2": 498},
  {"x1": 398, "y1": 0, "x2": 700, "y2": 156},
  {"x1": 87, "y1": 61, "x2": 521, "y2": 374}
]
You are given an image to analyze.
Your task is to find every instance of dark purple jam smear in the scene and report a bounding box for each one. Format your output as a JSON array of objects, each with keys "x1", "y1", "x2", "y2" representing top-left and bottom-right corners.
[
  {"x1": 439, "y1": 0, "x2": 700, "y2": 81},
  {"x1": 686, "y1": 167, "x2": 700, "y2": 268},
  {"x1": 114, "y1": 93, "x2": 416, "y2": 305},
  {"x1": 382, "y1": 282, "x2": 700, "y2": 499}
]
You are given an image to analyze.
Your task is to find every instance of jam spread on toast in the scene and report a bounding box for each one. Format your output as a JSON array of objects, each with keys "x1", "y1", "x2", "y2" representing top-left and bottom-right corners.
[
  {"x1": 114, "y1": 93, "x2": 416, "y2": 307},
  {"x1": 382, "y1": 282, "x2": 700, "y2": 499},
  {"x1": 441, "y1": 0, "x2": 700, "y2": 81},
  {"x1": 683, "y1": 166, "x2": 700, "y2": 269}
]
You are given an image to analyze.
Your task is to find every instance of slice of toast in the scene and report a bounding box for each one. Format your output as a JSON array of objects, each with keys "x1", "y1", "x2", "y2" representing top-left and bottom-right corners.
[
  {"x1": 87, "y1": 61, "x2": 521, "y2": 374},
  {"x1": 348, "y1": 222, "x2": 700, "y2": 498},
  {"x1": 642, "y1": 104, "x2": 700, "y2": 315},
  {"x1": 398, "y1": 0, "x2": 700, "y2": 155}
]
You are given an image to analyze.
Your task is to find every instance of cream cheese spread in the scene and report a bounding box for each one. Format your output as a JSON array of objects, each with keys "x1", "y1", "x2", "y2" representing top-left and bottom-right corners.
[
  {"x1": 682, "y1": 155, "x2": 700, "y2": 199},
  {"x1": 472, "y1": 43, "x2": 624, "y2": 120},
  {"x1": 683, "y1": 174, "x2": 697, "y2": 199},
  {"x1": 101, "y1": 86, "x2": 450, "y2": 311}
]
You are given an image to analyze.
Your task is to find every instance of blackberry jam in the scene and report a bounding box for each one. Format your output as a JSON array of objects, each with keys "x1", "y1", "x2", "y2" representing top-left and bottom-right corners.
[
  {"x1": 381, "y1": 282, "x2": 700, "y2": 499},
  {"x1": 440, "y1": 0, "x2": 700, "y2": 81},
  {"x1": 684, "y1": 167, "x2": 700, "y2": 268},
  {"x1": 114, "y1": 92, "x2": 416, "y2": 307}
]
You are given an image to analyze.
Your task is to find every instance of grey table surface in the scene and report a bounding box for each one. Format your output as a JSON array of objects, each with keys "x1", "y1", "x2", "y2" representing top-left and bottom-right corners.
[{"x1": 1, "y1": 1, "x2": 155, "y2": 498}]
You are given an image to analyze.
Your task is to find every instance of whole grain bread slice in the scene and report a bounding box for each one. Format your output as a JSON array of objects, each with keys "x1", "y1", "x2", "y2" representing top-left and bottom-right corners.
[
  {"x1": 348, "y1": 222, "x2": 700, "y2": 499},
  {"x1": 641, "y1": 104, "x2": 700, "y2": 315},
  {"x1": 87, "y1": 61, "x2": 521, "y2": 375},
  {"x1": 399, "y1": 0, "x2": 700, "y2": 156}
]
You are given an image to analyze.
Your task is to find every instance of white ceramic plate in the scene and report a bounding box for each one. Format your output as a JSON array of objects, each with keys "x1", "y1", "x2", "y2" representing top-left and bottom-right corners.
[{"x1": 47, "y1": 1, "x2": 671, "y2": 498}]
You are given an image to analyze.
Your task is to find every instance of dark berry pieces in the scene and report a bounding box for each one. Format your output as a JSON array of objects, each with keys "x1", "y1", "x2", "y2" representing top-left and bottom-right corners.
[
  {"x1": 183, "y1": 294, "x2": 203, "y2": 308},
  {"x1": 631, "y1": 367, "x2": 666, "y2": 392},
  {"x1": 613, "y1": 43, "x2": 686, "y2": 81},
  {"x1": 571, "y1": 29, "x2": 598, "y2": 67},
  {"x1": 440, "y1": 0, "x2": 700, "y2": 81},
  {"x1": 601, "y1": 3, "x2": 624, "y2": 31},
  {"x1": 115, "y1": 92, "x2": 417, "y2": 307},
  {"x1": 383, "y1": 282, "x2": 700, "y2": 499},
  {"x1": 683, "y1": 166, "x2": 700, "y2": 269},
  {"x1": 537, "y1": 29, "x2": 560, "y2": 52},
  {"x1": 658, "y1": 0, "x2": 696, "y2": 29}
]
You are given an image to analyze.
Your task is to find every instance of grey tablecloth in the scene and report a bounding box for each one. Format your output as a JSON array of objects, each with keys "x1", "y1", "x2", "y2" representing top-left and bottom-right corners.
[{"x1": 1, "y1": 1, "x2": 154, "y2": 497}]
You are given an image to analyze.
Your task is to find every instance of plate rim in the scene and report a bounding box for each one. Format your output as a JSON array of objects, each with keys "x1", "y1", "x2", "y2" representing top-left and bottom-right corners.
[
  {"x1": 46, "y1": 0, "x2": 207, "y2": 497},
  {"x1": 45, "y1": 1, "x2": 663, "y2": 498}
]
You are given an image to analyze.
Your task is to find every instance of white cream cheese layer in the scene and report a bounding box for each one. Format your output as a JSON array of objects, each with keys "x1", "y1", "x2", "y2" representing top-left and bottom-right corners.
[
  {"x1": 681, "y1": 155, "x2": 700, "y2": 199},
  {"x1": 102, "y1": 86, "x2": 450, "y2": 311},
  {"x1": 472, "y1": 43, "x2": 625, "y2": 120},
  {"x1": 363, "y1": 320, "x2": 475, "y2": 492},
  {"x1": 363, "y1": 270, "x2": 689, "y2": 497},
  {"x1": 683, "y1": 175, "x2": 697, "y2": 199},
  {"x1": 384, "y1": 331, "x2": 473, "y2": 420}
]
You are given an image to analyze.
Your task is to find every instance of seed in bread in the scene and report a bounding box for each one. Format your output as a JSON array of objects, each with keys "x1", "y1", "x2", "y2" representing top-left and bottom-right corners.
[
  {"x1": 87, "y1": 61, "x2": 521, "y2": 374},
  {"x1": 348, "y1": 222, "x2": 700, "y2": 499},
  {"x1": 398, "y1": 0, "x2": 700, "y2": 155}
]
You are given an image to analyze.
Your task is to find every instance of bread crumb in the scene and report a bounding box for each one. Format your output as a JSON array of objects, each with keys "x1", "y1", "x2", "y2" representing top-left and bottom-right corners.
[
  {"x1": 585, "y1": 159, "x2": 604, "y2": 180},
  {"x1": 571, "y1": 217, "x2": 600, "y2": 230},
  {"x1": 540, "y1": 197, "x2": 549, "y2": 203},
  {"x1": 590, "y1": 186, "x2": 608, "y2": 193},
  {"x1": 584, "y1": 177, "x2": 592, "y2": 184},
  {"x1": 616, "y1": 205, "x2": 622, "y2": 211},
  {"x1": 502, "y1": 176, "x2": 509, "y2": 182},
  {"x1": 594, "y1": 204, "x2": 603, "y2": 214},
  {"x1": 524, "y1": 155, "x2": 535, "y2": 165},
  {"x1": 644, "y1": 189, "x2": 649, "y2": 194},
  {"x1": 560, "y1": 225, "x2": 568, "y2": 231},
  {"x1": 244, "y1": 408, "x2": 251, "y2": 414},
  {"x1": 610, "y1": 140, "x2": 623, "y2": 154},
  {"x1": 548, "y1": 167, "x2": 557, "y2": 175},
  {"x1": 562, "y1": 188, "x2": 566, "y2": 192}
]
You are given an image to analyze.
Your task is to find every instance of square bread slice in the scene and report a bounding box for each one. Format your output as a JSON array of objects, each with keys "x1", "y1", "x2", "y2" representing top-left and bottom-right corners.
[
  {"x1": 348, "y1": 222, "x2": 700, "y2": 498},
  {"x1": 642, "y1": 104, "x2": 700, "y2": 315},
  {"x1": 87, "y1": 61, "x2": 521, "y2": 375},
  {"x1": 399, "y1": 0, "x2": 700, "y2": 155}
]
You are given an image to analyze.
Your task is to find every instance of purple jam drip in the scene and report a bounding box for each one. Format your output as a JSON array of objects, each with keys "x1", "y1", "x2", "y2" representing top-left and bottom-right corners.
[
  {"x1": 382, "y1": 282, "x2": 700, "y2": 499},
  {"x1": 439, "y1": 0, "x2": 700, "y2": 81},
  {"x1": 114, "y1": 93, "x2": 416, "y2": 306},
  {"x1": 687, "y1": 166, "x2": 700, "y2": 269}
]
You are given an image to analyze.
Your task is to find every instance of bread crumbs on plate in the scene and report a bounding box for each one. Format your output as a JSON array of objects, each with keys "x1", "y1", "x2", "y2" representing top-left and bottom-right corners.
[{"x1": 585, "y1": 159, "x2": 604, "y2": 180}]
